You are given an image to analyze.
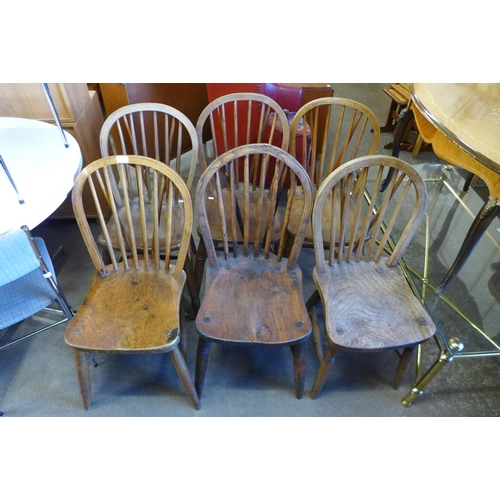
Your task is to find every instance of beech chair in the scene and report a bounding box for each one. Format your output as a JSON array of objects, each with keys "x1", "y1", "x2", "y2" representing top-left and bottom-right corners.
[
  {"x1": 286, "y1": 97, "x2": 380, "y2": 254},
  {"x1": 65, "y1": 155, "x2": 199, "y2": 410},
  {"x1": 194, "y1": 144, "x2": 313, "y2": 401},
  {"x1": 193, "y1": 93, "x2": 291, "y2": 290},
  {"x1": 308, "y1": 155, "x2": 436, "y2": 399},
  {"x1": 0, "y1": 225, "x2": 73, "y2": 351},
  {"x1": 99, "y1": 102, "x2": 200, "y2": 312}
]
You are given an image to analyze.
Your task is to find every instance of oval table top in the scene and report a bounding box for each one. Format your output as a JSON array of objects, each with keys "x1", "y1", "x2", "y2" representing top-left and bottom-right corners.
[
  {"x1": 411, "y1": 83, "x2": 500, "y2": 176},
  {"x1": 0, "y1": 117, "x2": 83, "y2": 234}
]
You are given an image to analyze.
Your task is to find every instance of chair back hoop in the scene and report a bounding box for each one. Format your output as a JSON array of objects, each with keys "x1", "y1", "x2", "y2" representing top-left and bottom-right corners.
[
  {"x1": 195, "y1": 92, "x2": 290, "y2": 176},
  {"x1": 0, "y1": 227, "x2": 41, "y2": 286},
  {"x1": 99, "y1": 102, "x2": 199, "y2": 191},
  {"x1": 72, "y1": 155, "x2": 193, "y2": 277},
  {"x1": 196, "y1": 144, "x2": 313, "y2": 270},
  {"x1": 312, "y1": 155, "x2": 427, "y2": 273},
  {"x1": 290, "y1": 97, "x2": 381, "y2": 187}
]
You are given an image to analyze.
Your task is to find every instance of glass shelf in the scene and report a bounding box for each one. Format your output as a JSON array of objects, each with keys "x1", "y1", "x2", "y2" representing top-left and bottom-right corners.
[{"x1": 395, "y1": 163, "x2": 500, "y2": 404}]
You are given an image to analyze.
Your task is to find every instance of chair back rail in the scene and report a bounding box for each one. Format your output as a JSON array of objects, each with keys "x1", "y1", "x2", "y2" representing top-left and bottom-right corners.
[
  {"x1": 100, "y1": 102, "x2": 199, "y2": 196},
  {"x1": 72, "y1": 155, "x2": 193, "y2": 277},
  {"x1": 196, "y1": 144, "x2": 313, "y2": 271},
  {"x1": 291, "y1": 97, "x2": 380, "y2": 188},
  {"x1": 313, "y1": 155, "x2": 428, "y2": 272},
  {"x1": 196, "y1": 93, "x2": 290, "y2": 190}
]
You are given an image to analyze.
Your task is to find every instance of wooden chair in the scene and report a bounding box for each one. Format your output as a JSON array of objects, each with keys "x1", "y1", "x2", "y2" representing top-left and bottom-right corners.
[
  {"x1": 65, "y1": 155, "x2": 200, "y2": 411},
  {"x1": 193, "y1": 93, "x2": 290, "y2": 290},
  {"x1": 286, "y1": 97, "x2": 381, "y2": 254},
  {"x1": 194, "y1": 144, "x2": 313, "y2": 401},
  {"x1": 308, "y1": 154, "x2": 436, "y2": 399},
  {"x1": 99, "y1": 102, "x2": 200, "y2": 312}
]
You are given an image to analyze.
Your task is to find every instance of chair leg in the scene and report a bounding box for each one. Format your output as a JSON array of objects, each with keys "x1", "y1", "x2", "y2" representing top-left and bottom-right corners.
[
  {"x1": 195, "y1": 337, "x2": 212, "y2": 397},
  {"x1": 305, "y1": 289, "x2": 321, "y2": 312},
  {"x1": 183, "y1": 253, "x2": 200, "y2": 312},
  {"x1": 310, "y1": 344, "x2": 337, "y2": 400},
  {"x1": 75, "y1": 349, "x2": 92, "y2": 410},
  {"x1": 392, "y1": 346, "x2": 417, "y2": 389},
  {"x1": 194, "y1": 238, "x2": 207, "y2": 293},
  {"x1": 179, "y1": 300, "x2": 188, "y2": 361},
  {"x1": 290, "y1": 341, "x2": 306, "y2": 399},
  {"x1": 170, "y1": 345, "x2": 200, "y2": 410},
  {"x1": 282, "y1": 232, "x2": 293, "y2": 259}
]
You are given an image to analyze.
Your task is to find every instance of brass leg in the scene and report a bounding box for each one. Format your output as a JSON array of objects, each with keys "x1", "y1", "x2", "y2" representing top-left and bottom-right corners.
[
  {"x1": 195, "y1": 337, "x2": 212, "y2": 397},
  {"x1": 170, "y1": 345, "x2": 200, "y2": 410},
  {"x1": 310, "y1": 344, "x2": 338, "y2": 400},
  {"x1": 401, "y1": 338, "x2": 464, "y2": 407},
  {"x1": 75, "y1": 350, "x2": 92, "y2": 410},
  {"x1": 436, "y1": 199, "x2": 500, "y2": 294},
  {"x1": 392, "y1": 345, "x2": 417, "y2": 389},
  {"x1": 290, "y1": 341, "x2": 306, "y2": 399}
]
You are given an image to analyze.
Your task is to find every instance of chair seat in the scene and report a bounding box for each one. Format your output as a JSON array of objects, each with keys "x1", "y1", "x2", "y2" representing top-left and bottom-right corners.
[
  {"x1": 196, "y1": 254, "x2": 311, "y2": 345},
  {"x1": 65, "y1": 265, "x2": 186, "y2": 353},
  {"x1": 98, "y1": 199, "x2": 185, "y2": 252},
  {"x1": 200, "y1": 187, "x2": 282, "y2": 242},
  {"x1": 313, "y1": 257, "x2": 436, "y2": 350}
]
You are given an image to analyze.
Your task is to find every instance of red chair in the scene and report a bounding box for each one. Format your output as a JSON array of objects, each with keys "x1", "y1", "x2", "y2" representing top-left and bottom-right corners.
[{"x1": 204, "y1": 83, "x2": 333, "y2": 185}]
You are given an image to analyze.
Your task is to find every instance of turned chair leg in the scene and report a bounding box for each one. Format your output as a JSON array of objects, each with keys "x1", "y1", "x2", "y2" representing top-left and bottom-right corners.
[
  {"x1": 75, "y1": 349, "x2": 92, "y2": 410},
  {"x1": 282, "y1": 233, "x2": 293, "y2": 259},
  {"x1": 194, "y1": 238, "x2": 207, "y2": 293},
  {"x1": 170, "y1": 345, "x2": 200, "y2": 410},
  {"x1": 184, "y1": 253, "x2": 200, "y2": 312},
  {"x1": 179, "y1": 301, "x2": 188, "y2": 360},
  {"x1": 195, "y1": 337, "x2": 212, "y2": 397},
  {"x1": 392, "y1": 345, "x2": 417, "y2": 389},
  {"x1": 290, "y1": 341, "x2": 306, "y2": 399},
  {"x1": 310, "y1": 344, "x2": 338, "y2": 400},
  {"x1": 305, "y1": 290, "x2": 321, "y2": 312}
]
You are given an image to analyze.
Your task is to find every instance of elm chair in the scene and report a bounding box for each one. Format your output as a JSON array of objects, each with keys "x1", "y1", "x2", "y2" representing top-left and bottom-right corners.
[
  {"x1": 193, "y1": 93, "x2": 291, "y2": 290},
  {"x1": 99, "y1": 102, "x2": 200, "y2": 312},
  {"x1": 194, "y1": 144, "x2": 313, "y2": 401},
  {"x1": 65, "y1": 155, "x2": 199, "y2": 410},
  {"x1": 0, "y1": 225, "x2": 73, "y2": 352},
  {"x1": 308, "y1": 155, "x2": 436, "y2": 399},
  {"x1": 285, "y1": 97, "x2": 381, "y2": 255}
]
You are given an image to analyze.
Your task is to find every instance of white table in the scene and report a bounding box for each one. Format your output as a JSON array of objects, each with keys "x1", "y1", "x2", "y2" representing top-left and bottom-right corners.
[{"x1": 0, "y1": 117, "x2": 83, "y2": 234}]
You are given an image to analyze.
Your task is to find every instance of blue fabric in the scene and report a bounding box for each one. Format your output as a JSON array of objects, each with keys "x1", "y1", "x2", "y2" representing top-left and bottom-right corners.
[
  {"x1": 0, "y1": 229, "x2": 41, "y2": 286},
  {"x1": 0, "y1": 234, "x2": 58, "y2": 330}
]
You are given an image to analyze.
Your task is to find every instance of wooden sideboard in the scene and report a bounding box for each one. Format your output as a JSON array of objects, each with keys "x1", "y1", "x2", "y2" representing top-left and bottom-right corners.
[{"x1": 0, "y1": 83, "x2": 105, "y2": 219}]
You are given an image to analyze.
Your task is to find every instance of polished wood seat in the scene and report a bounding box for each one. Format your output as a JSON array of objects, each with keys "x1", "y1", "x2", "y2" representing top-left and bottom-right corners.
[
  {"x1": 194, "y1": 144, "x2": 313, "y2": 401},
  {"x1": 308, "y1": 155, "x2": 436, "y2": 398},
  {"x1": 65, "y1": 155, "x2": 199, "y2": 411}
]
